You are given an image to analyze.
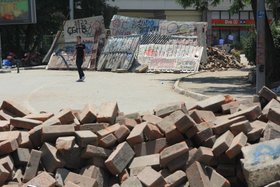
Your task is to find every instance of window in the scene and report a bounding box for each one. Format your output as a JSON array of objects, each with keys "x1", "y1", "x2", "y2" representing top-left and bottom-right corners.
[
  {"x1": 212, "y1": 11, "x2": 220, "y2": 19},
  {"x1": 221, "y1": 11, "x2": 229, "y2": 19}
]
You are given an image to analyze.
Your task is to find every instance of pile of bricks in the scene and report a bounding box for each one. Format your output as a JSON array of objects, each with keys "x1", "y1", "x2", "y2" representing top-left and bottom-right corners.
[{"x1": 0, "y1": 86, "x2": 280, "y2": 187}]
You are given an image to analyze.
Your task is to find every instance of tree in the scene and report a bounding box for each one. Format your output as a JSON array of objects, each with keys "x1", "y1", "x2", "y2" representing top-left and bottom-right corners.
[{"x1": 176, "y1": 0, "x2": 280, "y2": 86}]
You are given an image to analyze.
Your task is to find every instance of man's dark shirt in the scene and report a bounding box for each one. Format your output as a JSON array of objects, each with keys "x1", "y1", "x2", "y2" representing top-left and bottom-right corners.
[{"x1": 76, "y1": 43, "x2": 86, "y2": 60}]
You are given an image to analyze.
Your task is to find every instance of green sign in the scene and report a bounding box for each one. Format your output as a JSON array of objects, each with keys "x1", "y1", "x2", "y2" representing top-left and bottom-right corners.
[{"x1": 0, "y1": 0, "x2": 36, "y2": 25}]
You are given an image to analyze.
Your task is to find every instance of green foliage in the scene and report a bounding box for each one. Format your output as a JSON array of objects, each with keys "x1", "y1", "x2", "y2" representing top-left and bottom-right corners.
[
  {"x1": 242, "y1": 30, "x2": 256, "y2": 63},
  {"x1": 271, "y1": 22, "x2": 280, "y2": 49}
]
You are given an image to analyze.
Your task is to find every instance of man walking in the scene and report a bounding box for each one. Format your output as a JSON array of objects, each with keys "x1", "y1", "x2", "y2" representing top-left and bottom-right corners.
[{"x1": 73, "y1": 36, "x2": 86, "y2": 82}]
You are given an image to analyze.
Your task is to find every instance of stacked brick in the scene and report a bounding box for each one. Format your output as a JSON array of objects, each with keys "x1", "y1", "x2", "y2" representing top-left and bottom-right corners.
[{"x1": 0, "y1": 86, "x2": 280, "y2": 186}]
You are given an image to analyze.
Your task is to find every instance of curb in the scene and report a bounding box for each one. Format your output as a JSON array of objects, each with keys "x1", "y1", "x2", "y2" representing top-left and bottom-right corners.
[
  {"x1": 0, "y1": 69, "x2": 12, "y2": 73},
  {"x1": 173, "y1": 71, "x2": 209, "y2": 101}
]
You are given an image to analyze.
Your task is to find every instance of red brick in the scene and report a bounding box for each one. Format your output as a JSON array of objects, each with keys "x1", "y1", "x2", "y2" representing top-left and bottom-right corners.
[
  {"x1": 121, "y1": 176, "x2": 143, "y2": 187},
  {"x1": 202, "y1": 135, "x2": 216, "y2": 148},
  {"x1": 0, "y1": 164, "x2": 9, "y2": 185},
  {"x1": 190, "y1": 110, "x2": 216, "y2": 123},
  {"x1": 171, "y1": 110, "x2": 196, "y2": 133},
  {"x1": 258, "y1": 86, "x2": 277, "y2": 102},
  {"x1": 129, "y1": 154, "x2": 160, "y2": 169},
  {"x1": 80, "y1": 165, "x2": 109, "y2": 187},
  {"x1": 186, "y1": 161, "x2": 210, "y2": 187},
  {"x1": 55, "y1": 108, "x2": 75, "y2": 124},
  {"x1": 216, "y1": 164, "x2": 235, "y2": 177},
  {"x1": 79, "y1": 123, "x2": 109, "y2": 133},
  {"x1": 60, "y1": 144, "x2": 84, "y2": 169},
  {"x1": 19, "y1": 132, "x2": 32, "y2": 148},
  {"x1": 144, "y1": 123, "x2": 164, "y2": 141},
  {"x1": 99, "y1": 133, "x2": 117, "y2": 148},
  {"x1": 160, "y1": 141, "x2": 189, "y2": 167},
  {"x1": 96, "y1": 123, "x2": 121, "y2": 137},
  {"x1": 40, "y1": 142, "x2": 65, "y2": 172},
  {"x1": 221, "y1": 101, "x2": 240, "y2": 114},
  {"x1": 230, "y1": 120, "x2": 252, "y2": 136},
  {"x1": 126, "y1": 122, "x2": 147, "y2": 145},
  {"x1": 0, "y1": 100, "x2": 31, "y2": 117},
  {"x1": 10, "y1": 117, "x2": 42, "y2": 130},
  {"x1": 81, "y1": 145, "x2": 112, "y2": 159},
  {"x1": 154, "y1": 102, "x2": 187, "y2": 118},
  {"x1": 97, "y1": 102, "x2": 119, "y2": 124},
  {"x1": 75, "y1": 130, "x2": 98, "y2": 147},
  {"x1": 157, "y1": 115, "x2": 176, "y2": 133},
  {"x1": 22, "y1": 171, "x2": 56, "y2": 187},
  {"x1": 197, "y1": 95, "x2": 226, "y2": 112},
  {"x1": 65, "y1": 181, "x2": 80, "y2": 187},
  {"x1": 23, "y1": 112, "x2": 54, "y2": 122},
  {"x1": 165, "y1": 126, "x2": 184, "y2": 145},
  {"x1": 213, "y1": 115, "x2": 247, "y2": 135},
  {"x1": 142, "y1": 114, "x2": 162, "y2": 125},
  {"x1": 0, "y1": 131, "x2": 22, "y2": 144},
  {"x1": 42, "y1": 125, "x2": 76, "y2": 142},
  {"x1": 134, "y1": 138, "x2": 167, "y2": 156},
  {"x1": 113, "y1": 125, "x2": 130, "y2": 142},
  {"x1": 105, "y1": 142, "x2": 135, "y2": 175},
  {"x1": 23, "y1": 150, "x2": 42, "y2": 182},
  {"x1": 205, "y1": 166, "x2": 230, "y2": 187},
  {"x1": 166, "y1": 154, "x2": 188, "y2": 172},
  {"x1": 79, "y1": 104, "x2": 97, "y2": 124},
  {"x1": 247, "y1": 120, "x2": 267, "y2": 142},
  {"x1": 0, "y1": 110, "x2": 13, "y2": 121},
  {"x1": 56, "y1": 136, "x2": 75, "y2": 151},
  {"x1": 268, "y1": 107, "x2": 280, "y2": 125},
  {"x1": 194, "y1": 125, "x2": 214, "y2": 146},
  {"x1": 0, "y1": 138, "x2": 18, "y2": 156},
  {"x1": 165, "y1": 170, "x2": 187, "y2": 187},
  {"x1": 0, "y1": 120, "x2": 9, "y2": 131},
  {"x1": 41, "y1": 116, "x2": 61, "y2": 126},
  {"x1": 65, "y1": 172, "x2": 98, "y2": 187},
  {"x1": 212, "y1": 131, "x2": 234, "y2": 156},
  {"x1": 123, "y1": 118, "x2": 137, "y2": 130},
  {"x1": 229, "y1": 105, "x2": 262, "y2": 121},
  {"x1": 137, "y1": 167, "x2": 166, "y2": 187},
  {"x1": 226, "y1": 132, "x2": 248, "y2": 159},
  {"x1": 191, "y1": 146, "x2": 214, "y2": 166},
  {"x1": 262, "y1": 99, "x2": 280, "y2": 117},
  {"x1": 124, "y1": 112, "x2": 142, "y2": 123}
]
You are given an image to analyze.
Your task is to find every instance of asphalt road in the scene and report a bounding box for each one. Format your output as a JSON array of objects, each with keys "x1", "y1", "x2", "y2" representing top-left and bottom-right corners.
[{"x1": 0, "y1": 69, "x2": 196, "y2": 114}]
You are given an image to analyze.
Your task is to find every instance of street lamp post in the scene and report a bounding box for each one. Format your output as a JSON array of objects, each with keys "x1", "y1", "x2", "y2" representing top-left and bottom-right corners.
[{"x1": 69, "y1": 0, "x2": 74, "y2": 20}]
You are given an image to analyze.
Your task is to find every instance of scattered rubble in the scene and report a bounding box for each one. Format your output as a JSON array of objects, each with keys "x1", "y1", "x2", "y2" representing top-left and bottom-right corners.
[
  {"x1": 200, "y1": 47, "x2": 244, "y2": 71},
  {"x1": 0, "y1": 86, "x2": 279, "y2": 186}
]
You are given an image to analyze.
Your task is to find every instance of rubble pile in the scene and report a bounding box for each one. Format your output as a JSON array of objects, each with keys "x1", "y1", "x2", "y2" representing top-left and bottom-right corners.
[
  {"x1": 200, "y1": 47, "x2": 244, "y2": 71},
  {"x1": 0, "y1": 86, "x2": 280, "y2": 186}
]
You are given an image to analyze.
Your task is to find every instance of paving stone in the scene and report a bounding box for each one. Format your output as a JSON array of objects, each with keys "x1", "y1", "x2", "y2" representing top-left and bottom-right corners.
[
  {"x1": 19, "y1": 131, "x2": 32, "y2": 148},
  {"x1": 10, "y1": 117, "x2": 42, "y2": 130},
  {"x1": 114, "y1": 125, "x2": 130, "y2": 142},
  {"x1": 81, "y1": 145, "x2": 112, "y2": 159},
  {"x1": 0, "y1": 131, "x2": 22, "y2": 144},
  {"x1": 165, "y1": 170, "x2": 187, "y2": 187},
  {"x1": 42, "y1": 125, "x2": 76, "y2": 142},
  {"x1": 186, "y1": 161, "x2": 210, "y2": 187},
  {"x1": 202, "y1": 135, "x2": 216, "y2": 148},
  {"x1": 126, "y1": 122, "x2": 147, "y2": 145},
  {"x1": 120, "y1": 176, "x2": 143, "y2": 187},
  {"x1": 0, "y1": 138, "x2": 19, "y2": 156},
  {"x1": 137, "y1": 167, "x2": 166, "y2": 187},
  {"x1": 142, "y1": 114, "x2": 162, "y2": 125},
  {"x1": 258, "y1": 86, "x2": 277, "y2": 102},
  {"x1": 23, "y1": 150, "x2": 42, "y2": 182},
  {"x1": 160, "y1": 141, "x2": 189, "y2": 167},
  {"x1": 0, "y1": 100, "x2": 31, "y2": 117},
  {"x1": 263, "y1": 121, "x2": 280, "y2": 140},
  {"x1": 169, "y1": 110, "x2": 195, "y2": 133},
  {"x1": 99, "y1": 133, "x2": 117, "y2": 148},
  {"x1": 144, "y1": 123, "x2": 164, "y2": 141},
  {"x1": 216, "y1": 164, "x2": 235, "y2": 177},
  {"x1": 262, "y1": 99, "x2": 280, "y2": 117},
  {"x1": 97, "y1": 123, "x2": 121, "y2": 137},
  {"x1": 190, "y1": 146, "x2": 214, "y2": 166},
  {"x1": 22, "y1": 171, "x2": 56, "y2": 187},
  {"x1": 64, "y1": 172, "x2": 98, "y2": 187},
  {"x1": 130, "y1": 166, "x2": 146, "y2": 176},
  {"x1": 12, "y1": 148, "x2": 30, "y2": 167},
  {"x1": 124, "y1": 112, "x2": 142, "y2": 123},
  {"x1": 221, "y1": 101, "x2": 240, "y2": 114},
  {"x1": 213, "y1": 116, "x2": 247, "y2": 135},
  {"x1": 55, "y1": 136, "x2": 75, "y2": 151},
  {"x1": 154, "y1": 102, "x2": 187, "y2": 118},
  {"x1": 0, "y1": 120, "x2": 9, "y2": 131},
  {"x1": 75, "y1": 130, "x2": 98, "y2": 147},
  {"x1": 166, "y1": 154, "x2": 188, "y2": 172},
  {"x1": 80, "y1": 165, "x2": 109, "y2": 187},
  {"x1": 205, "y1": 166, "x2": 231, "y2": 187},
  {"x1": 190, "y1": 110, "x2": 216, "y2": 123},
  {"x1": 40, "y1": 142, "x2": 65, "y2": 173},
  {"x1": 134, "y1": 138, "x2": 167, "y2": 156},
  {"x1": 197, "y1": 95, "x2": 226, "y2": 112},
  {"x1": 0, "y1": 110, "x2": 13, "y2": 121},
  {"x1": 226, "y1": 132, "x2": 248, "y2": 159},
  {"x1": 79, "y1": 104, "x2": 97, "y2": 124},
  {"x1": 212, "y1": 130, "x2": 234, "y2": 156},
  {"x1": 247, "y1": 120, "x2": 267, "y2": 142},
  {"x1": 0, "y1": 164, "x2": 10, "y2": 185},
  {"x1": 65, "y1": 181, "x2": 80, "y2": 187},
  {"x1": 105, "y1": 142, "x2": 135, "y2": 175},
  {"x1": 193, "y1": 125, "x2": 214, "y2": 146},
  {"x1": 79, "y1": 123, "x2": 109, "y2": 133},
  {"x1": 97, "y1": 102, "x2": 119, "y2": 124},
  {"x1": 267, "y1": 107, "x2": 280, "y2": 125},
  {"x1": 122, "y1": 118, "x2": 137, "y2": 130},
  {"x1": 59, "y1": 144, "x2": 85, "y2": 169},
  {"x1": 229, "y1": 105, "x2": 262, "y2": 121},
  {"x1": 55, "y1": 168, "x2": 70, "y2": 187},
  {"x1": 230, "y1": 120, "x2": 252, "y2": 136},
  {"x1": 54, "y1": 108, "x2": 75, "y2": 124},
  {"x1": 23, "y1": 112, "x2": 54, "y2": 122},
  {"x1": 129, "y1": 154, "x2": 160, "y2": 169},
  {"x1": 165, "y1": 126, "x2": 184, "y2": 145}
]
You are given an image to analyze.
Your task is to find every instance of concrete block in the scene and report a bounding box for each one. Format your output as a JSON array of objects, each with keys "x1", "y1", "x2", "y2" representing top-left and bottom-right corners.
[
  {"x1": 0, "y1": 100, "x2": 31, "y2": 117},
  {"x1": 81, "y1": 145, "x2": 112, "y2": 159},
  {"x1": 142, "y1": 114, "x2": 162, "y2": 125},
  {"x1": 242, "y1": 138, "x2": 280, "y2": 187},
  {"x1": 258, "y1": 86, "x2": 277, "y2": 102},
  {"x1": 226, "y1": 132, "x2": 248, "y2": 159},
  {"x1": 99, "y1": 133, "x2": 117, "y2": 148},
  {"x1": 165, "y1": 170, "x2": 187, "y2": 187},
  {"x1": 229, "y1": 105, "x2": 262, "y2": 121},
  {"x1": 160, "y1": 141, "x2": 189, "y2": 167},
  {"x1": 10, "y1": 117, "x2": 42, "y2": 130},
  {"x1": 263, "y1": 121, "x2": 280, "y2": 140},
  {"x1": 129, "y1": 154, "x2": 160, "y2": 169},
  {"x1": 97, "y1": 102, "x2": 119, "y2": 124},
  {"x1": 154, "y1": 102, "x2": 187, "y2": 118},
  {"x1": 80, "y1": 165, "x2": 109, "y2": 187},
  {"x1": 126, "y1": 122, "x2": 147, "y2": 145},
  {"x1": 23, "y1": 150, "x2": 42, "y2": 182},
  {"x1": 134, "y1": 138, "x2": 167, "y2": 156},
  {"x1": 22, "y1": 172, "x2": 56, "y2": 187},
  {"x1": 197, "y1": 95, "x2": 226, "y2": 112},
  {"x1": 40, "y1": 142, "x2": 65, "y2": 173},
  {"x1": 137, "y1": 167, "x2": 166, "y2": 187},
  {"x1": 55, "y1": 168, "x2": 70, "y2": 187},
  {"x1": 56, "y1": 136, "x2": 75, "y2": 151},
  {"x1": 205, "y1": 166, "x2": 230, "y2": 187},
  {"x1": 0, "y1": 120, "x2": 9, "y2": 131},
  {"x1": 79, "y1": 123, "x2": 109, "y2": 133},
  {"x1": 212, "y1": 130, "x2": 234, "y2": 156},
  {"x1": 230, "y1": 120, "x2": 252, "y2": 136},
  {"x1": 55, "y1": 108, "x2": 75, "y2": 124},
  {"x1": 75, "y1": 130, "x2": 98, "y2": 147},
  {"x1": 105, "y1": 142, "x2": 135, "y2": 175},
  {"x1": 97, "y1": 123, "x2": 121, "y2": 137},
  {"x1": 121, "y1": 176, "x2": 143, "y2": 187},
  {"x1": 64, "y1": 172, "x2": 98, "y2": 187},
  {"x1": 190, "y1": 110, "x2": 216, "y2": 123},
  {"x1": 12, "y1": 168, "x2": 23, "y2": 184},
  {"x1": 213, "y1": 115, "x2": 247, "y2": 135},
  {"x1": 23, "y1": 112, "x2": 54, "y2": 122},
  {"x1": 186, "y1": 161, "x2": 210, "y2": 187},
  {"x1": 42, "y1": 125, "x2": 75, "y2": 142},
  {"x1": 114, "y1": 125, "x2": 130, "y2": 142},
  {"x1": 144, "y1": 123, "x2": 164, "y2": 141},
  {"x1": 79, "y1": 104, "x2": 97, "y2": 124},
  {"x1": 268, "y1": 107, "x2": 280, "y2": 125}
]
